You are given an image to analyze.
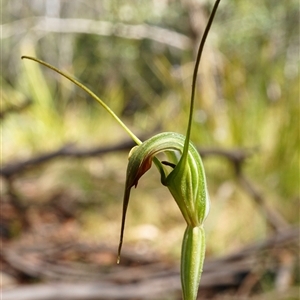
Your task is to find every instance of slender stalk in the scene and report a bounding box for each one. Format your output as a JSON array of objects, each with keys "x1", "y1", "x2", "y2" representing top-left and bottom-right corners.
[
  {"x1": 21, "y1": 56, "x2": 142, "y2": 146},
  {"x1": 183, "y1": 0, "x2": 222, "y2": 158}
]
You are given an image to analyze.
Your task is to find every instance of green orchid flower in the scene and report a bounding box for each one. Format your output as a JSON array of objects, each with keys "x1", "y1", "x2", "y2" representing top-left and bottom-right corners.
[
  {"x1": 117, "y1": 132, "x2": 209, "y2": 299},
  {"x1": 22, "y1": 0, "x2": 221, "y2": 298}
]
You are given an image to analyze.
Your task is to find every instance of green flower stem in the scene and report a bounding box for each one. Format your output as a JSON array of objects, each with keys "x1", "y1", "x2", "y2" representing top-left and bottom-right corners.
[
  {"x1": 183, "y1": 0, "x2": 222, "y2": 159},
  {"x1": 181, "y1": 225, "x2": 206, "y2": 300}
]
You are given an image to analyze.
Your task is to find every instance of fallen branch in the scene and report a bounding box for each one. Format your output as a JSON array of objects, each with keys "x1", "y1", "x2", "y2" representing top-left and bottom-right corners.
[
  {"x1": 210, "y1": 146, "x2": 290, "y2": 232},
  {"x1": 238, "y1": 173, "x2": 290, "y2": 232},
  {"x1": 0, "y1": 140, "x2": 136, "y2": 178},
  {"x1": 0, "y1": 141, "x2": 254, "y2": 178},
  {"x1": 1, "y1": 17, "x2": 192, "y2": 50}
]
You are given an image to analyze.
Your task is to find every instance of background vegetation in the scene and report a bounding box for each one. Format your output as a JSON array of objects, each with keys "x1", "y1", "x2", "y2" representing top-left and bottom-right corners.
[{"x1": 1, "y1": 0, "x2": 299, "y2": 298}]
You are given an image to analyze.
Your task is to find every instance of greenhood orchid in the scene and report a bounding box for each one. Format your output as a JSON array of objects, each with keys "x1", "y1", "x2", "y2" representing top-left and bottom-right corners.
[
  {"x1": 22, "y1": 0, "x2": 221, "y2": 298},
  {"x1": 117, "y1": 132, "x2": 210, "y2": 299}
]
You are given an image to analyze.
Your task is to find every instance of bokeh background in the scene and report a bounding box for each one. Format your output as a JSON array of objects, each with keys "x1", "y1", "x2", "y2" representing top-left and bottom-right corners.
[{"x1": 1, "y1": 0, "x2": 299, "y2": 299}]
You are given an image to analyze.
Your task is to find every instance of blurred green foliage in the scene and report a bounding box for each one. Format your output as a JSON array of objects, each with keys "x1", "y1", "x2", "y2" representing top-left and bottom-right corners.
[{"x1": 1, "y1": 0, "x2": 299, "y2": 257}]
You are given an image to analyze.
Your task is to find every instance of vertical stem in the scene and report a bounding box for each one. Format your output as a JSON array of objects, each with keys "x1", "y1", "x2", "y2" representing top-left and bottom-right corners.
[{"x1": 183, "y1": 0, "x2": 222, "y2": 157}]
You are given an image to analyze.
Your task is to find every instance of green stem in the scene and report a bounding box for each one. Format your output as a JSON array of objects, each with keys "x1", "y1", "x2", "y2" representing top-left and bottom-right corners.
[
  {"x1": 183, "y1": 0, "x2": 222, "y2": 158},
  {"x1": 21, "y1": 56, "x2": 142, "y2": 146}
]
